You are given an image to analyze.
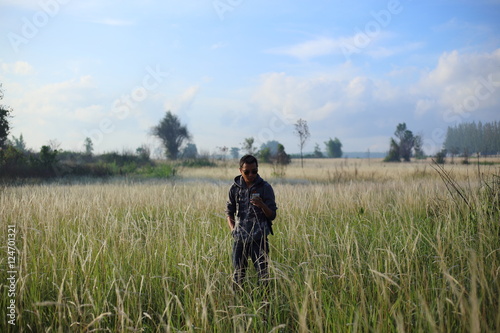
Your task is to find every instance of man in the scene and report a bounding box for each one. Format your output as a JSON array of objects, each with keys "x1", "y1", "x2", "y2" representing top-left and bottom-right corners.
[{"x1": 225, "y1": 154, "x2": 277, "y2": 288}]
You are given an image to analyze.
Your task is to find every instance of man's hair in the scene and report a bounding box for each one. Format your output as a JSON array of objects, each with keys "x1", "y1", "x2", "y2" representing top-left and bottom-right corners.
[{"x1": 239, "y1": 154, "x2": 258, "y2": 168}]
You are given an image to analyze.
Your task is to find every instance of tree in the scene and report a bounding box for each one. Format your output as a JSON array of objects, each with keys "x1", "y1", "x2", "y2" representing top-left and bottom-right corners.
[
  {"x1": 294, "y1": 118, "x2": 310, "y2": 168},
  {"x1": 0, "y1": 85, "x2": 13, "y2": 149},
  {"x1": 84, "y1": 137, "x2": 94, "y2": 156},
  {"x1": 216, "y1": 146, "x2": 229, "y2": 160},
  {"x1": 182, "y1": 143, "x2": 198, "y2": 159},
  {"x1": 444, "y1": 121, "x2": 500, "y2": 156},
  {"x1": 271, "y1": 143, "x2": 291, "y2": 177},
  {"x1": 384, "y1": 138, "x2": 400, "y2": 162},
  {"x1": 241, "y1": 137, "x2": 256, "y2": 155},
  {"x1": 136, "y1": 144, "x2": 151, "y2": 161},
  {"x1": 152, "y1": 111, "x2": 191, "y2": 160},
  {"x1": 12, "y1": 133, "x2": 26, "y2": 152},
  {"x1": 260, "y1": 140, "x2": 281, "y2": 156},
  {"x1": 394, "y1": 123, "x2": 415, "y2": 162},
  {"x1": 384, "y1": 123, "x2": 415, "y2": 162},
  {"x1": 324, "y1": 137, "x2": 343, "y2": 158},
  {"x1": 37, "y1": 145, "x2": 59, "y2": 176},
  {"x1": 413, "y1": 134, "x2": 425, "y2": 159},
  {"x1": 230, "y1": 147, "x2": 240, "y2": 160},
  {"x1": 258, "y1": 147, "x2": 272, "y2": 163},
  {"x1": 435, "y1": 149, "x2": 447, "y2": 164},
  {"x1": 313, "y1": 143, "x2": 324, "y2": 158},
  {"x1": 275, "y1": 143, "x2": 291, "y2": 165}
]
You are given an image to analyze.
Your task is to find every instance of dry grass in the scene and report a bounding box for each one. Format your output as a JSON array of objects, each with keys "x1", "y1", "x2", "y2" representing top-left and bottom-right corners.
[{"x1": 0, "y1": 158, "x2": 499, "y2": 332}]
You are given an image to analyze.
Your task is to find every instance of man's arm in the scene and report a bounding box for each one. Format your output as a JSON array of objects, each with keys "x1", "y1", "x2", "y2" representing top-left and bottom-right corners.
[{"x1": 226, "y1": 186, "x2": 236, "y2": 231}]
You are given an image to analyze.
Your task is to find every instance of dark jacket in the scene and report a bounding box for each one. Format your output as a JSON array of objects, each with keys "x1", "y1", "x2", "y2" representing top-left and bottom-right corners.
[{"x1": 225, "y1": 174, "x2": 277, "y2": 241}]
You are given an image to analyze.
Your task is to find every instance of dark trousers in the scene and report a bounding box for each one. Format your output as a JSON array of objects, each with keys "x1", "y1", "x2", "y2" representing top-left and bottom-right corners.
[{"x1": 232, "y1": 237, "x2": 269, "y2": 285}]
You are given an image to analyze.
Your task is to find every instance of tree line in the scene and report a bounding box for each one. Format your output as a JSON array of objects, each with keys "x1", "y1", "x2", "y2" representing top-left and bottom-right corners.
[
  {"x1": 443, "y1": 121, "x2": 500, "y2": 157},
  {"x1": 1, "y1": 84, "x2": 345, "y2": 179},
  {"x1": 153, "y1": 112, "x2": 344, "y2": 166}
]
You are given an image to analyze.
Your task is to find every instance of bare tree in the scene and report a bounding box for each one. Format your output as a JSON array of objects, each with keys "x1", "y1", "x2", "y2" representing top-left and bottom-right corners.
[
  {"x1": 294, "y1": 118, "x2": 310, "y2": 168},
  {"x1": 241, "y1": 137, "x2": 256, "y2": 155}
]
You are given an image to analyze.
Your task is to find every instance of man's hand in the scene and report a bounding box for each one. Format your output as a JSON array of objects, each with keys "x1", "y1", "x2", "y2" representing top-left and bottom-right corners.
[
  {"x1": 250, "y1": 196, "x2": 265, "y2": 208},
  {"x1": 227, "y1": 216, "x2": 235, "y2": 231},
  {"x1": 251, "y1": 196, "x2": 275, "y2": 219}
]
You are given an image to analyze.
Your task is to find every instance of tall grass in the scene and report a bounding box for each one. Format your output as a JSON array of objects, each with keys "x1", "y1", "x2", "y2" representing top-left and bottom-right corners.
[{"x1": 1, "y1": 160, "x2": 499, "y2": 332}]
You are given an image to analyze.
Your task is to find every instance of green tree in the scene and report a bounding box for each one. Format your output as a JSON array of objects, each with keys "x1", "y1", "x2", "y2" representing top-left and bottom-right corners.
[
  {"x1": 275, "y1": 143, "x2": 291, "y2": 165},
  {"x1": 294, "y1": 118, "x2": 310, "y2": 168},
  {"x1": 0, "y1": 85, "x2": 12, "y2": 149},
  {"x1": 271, "y1": 143, "x2": 291, "y2": 177},
  {"x1": 313, "y1": 143, "x2": 324, "y2": 158},
  {"x1": 324, "y1": 137, "x2": 343, "y2": 158},
  {"x1": 182, "y1": 143, "x2": 198, "y2": 159},
  {"x1": 258, "y1": 147, "x2": 272, "y2": 163},
  {"x1": 395, "y1": 123, "x2": 415, "y2": 162},
  {"x1": 152, "y1": 111, "x2": 191, "y2": 160},
  {"x1": 136, "y1": 144, "x2": 151, "y2": 161},
  {"x1": 413, "y1": 134, "x2": 425, "y2": 159},
  {"x1": 384, "y1": 138, "x2": 400, "y2": 162},
  {"x1": 444, "y1": 121, "x2": 500, "y2": 156},
  {"x1": 36, "y1": 145, "x2": 59, "y2": 177},
  {"x1": 435, "y1": 149, "x2": 447, "y2": 164},
  {"x1": 84, "y1": 137, "x2": 93, "y2": 156},
  {"x1": 12, "y1": 133, "x2": 27, "y2": 152},
  {"x1": 230, "y1": 147, "x2": 240, "y2": 160},
  {"x1": 39, "y1": 145, "x2": 58, "y2": 167},
  {"x1": 260, "y1": 140, "x2": 280, "y2": 156}
]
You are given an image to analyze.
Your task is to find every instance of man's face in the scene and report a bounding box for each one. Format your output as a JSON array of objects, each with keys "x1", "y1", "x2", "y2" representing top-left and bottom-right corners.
[{"x1": 240, "y1": 162, "x2": 258, "y2": 184}]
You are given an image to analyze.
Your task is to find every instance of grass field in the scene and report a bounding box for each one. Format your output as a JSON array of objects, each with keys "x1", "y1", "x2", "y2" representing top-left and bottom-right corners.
[{"x1": 1, "y1": 158, "x2": 499, "y2": 332}]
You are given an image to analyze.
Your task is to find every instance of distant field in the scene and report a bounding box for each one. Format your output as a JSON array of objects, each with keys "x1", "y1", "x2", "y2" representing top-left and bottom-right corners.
[{"x1": 1, "y1": 158, "x2": 499, "y2": 332}]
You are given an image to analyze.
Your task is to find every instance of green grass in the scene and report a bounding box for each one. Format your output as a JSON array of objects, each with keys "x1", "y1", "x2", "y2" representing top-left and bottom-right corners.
[{"x1": 1, "y1": 163, "x2": 499, "y2": 332}]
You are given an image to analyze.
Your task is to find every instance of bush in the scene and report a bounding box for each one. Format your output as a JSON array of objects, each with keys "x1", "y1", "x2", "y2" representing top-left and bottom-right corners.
[
  {"x1": 0, "y1": 147, "x2": 160, "y2": 180},
  {"x1": 137, "y1": 164, "x2": 176, "y2": 178},
  {"x1": 435, "y1": 150, "x2": 447, "y2": 164},
  {"x1": 180, "y1": 158, "x2": 216, "y2": 168}
]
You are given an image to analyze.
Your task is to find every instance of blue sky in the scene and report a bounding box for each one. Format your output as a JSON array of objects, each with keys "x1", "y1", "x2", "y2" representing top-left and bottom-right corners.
[{"x1": 1, "y1": 0, "x2": 499, "y2": 157}]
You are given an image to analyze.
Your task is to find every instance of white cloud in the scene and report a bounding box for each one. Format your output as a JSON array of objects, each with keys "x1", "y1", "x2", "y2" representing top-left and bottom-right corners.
[
  {"x1": 415, "y1": 99, "x2": 437, "y2": 117},
  {"x1": 267, "y1": 37, "x2": 343, "y2": 60},
  {"x1": 6, "y1": 75, "x2": 110, "y2": 150},
  {"x1": 163, "y1": 85, "x2": 200, "y2": 115},
  {"x1": 367, "y1": 42, "x2": 424, "y2": 58},
  {"x1": 434, "y1": 18, "x2": 490, "y2": 35},
  {"x1": 266, "y1": 31, "x2": 420, "y2": 60},
  {"x1": 16, "y1": 76, "x2": 97, "y2": 116},
  {"x1": 251, "y1": 71, "x2": 397, "y2": 125},
  {"x1": 0, "y1": 0, "x2": 41, "y2": 10},
  {"x1": 90, "y1": 18, "x2": 135, "y2": 26},
  {"x1": 1, "y1": 61, "x2": 34, "y2": 75},
  {"x1": 415, "y1": 49, "x2": 500, "y2": 115},
  {"x1": 74, "y1": 104, "x2": 106, "y2": 123}
]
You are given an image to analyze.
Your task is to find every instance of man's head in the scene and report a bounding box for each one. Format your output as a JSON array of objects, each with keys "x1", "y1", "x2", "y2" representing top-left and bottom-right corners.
[{"x1": 239, "y1": 154, "x2": 258, "y2": 184}]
